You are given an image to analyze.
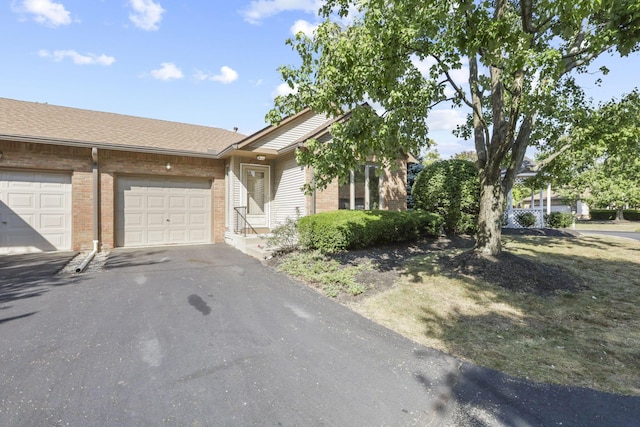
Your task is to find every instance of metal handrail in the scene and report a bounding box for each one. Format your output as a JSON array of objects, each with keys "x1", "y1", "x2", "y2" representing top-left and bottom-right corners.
[{"x1": 233, "y1": 206, "x2": 260, "y2": 236}]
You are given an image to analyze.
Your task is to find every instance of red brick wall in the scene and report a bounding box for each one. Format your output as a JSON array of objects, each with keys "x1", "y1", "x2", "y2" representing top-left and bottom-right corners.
[
  {"x1": 382, "y1": 159, "x2": 407, "y2": 211},
  {"x1": 0, "y1": 140, "x2": 225, "y2": 251},
  {"x1": 308, "y1": 160, "x2": 407, "y2": 213},
  {"x1": 314, "y1": 177, "x2": 339, "y2": 213}
]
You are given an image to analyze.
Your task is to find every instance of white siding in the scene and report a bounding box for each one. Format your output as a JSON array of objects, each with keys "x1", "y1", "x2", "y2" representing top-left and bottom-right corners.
[
  {"x1": 271, "y1": 152, "x2": 307, "y2": 227},
  {"x1": 226, "y1": 156, "x2": 243, "y2": 233},
  {"x1": 250, "y1": 112, "x2": 328, "y2": 151}
]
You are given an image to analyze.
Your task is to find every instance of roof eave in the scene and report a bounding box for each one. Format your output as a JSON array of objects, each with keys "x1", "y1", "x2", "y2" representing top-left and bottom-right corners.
[{"x1": 0, "y1": 134, "x2": 222, "y2": 159}]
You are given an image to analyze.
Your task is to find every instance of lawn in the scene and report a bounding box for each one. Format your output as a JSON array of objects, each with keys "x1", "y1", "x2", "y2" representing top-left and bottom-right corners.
[
  {"x1": 350, "y1": 234, "x2": 640, "y2": 396},
  {"x1": 574, "y1": 220, "x2": 640, "y2": 232}
]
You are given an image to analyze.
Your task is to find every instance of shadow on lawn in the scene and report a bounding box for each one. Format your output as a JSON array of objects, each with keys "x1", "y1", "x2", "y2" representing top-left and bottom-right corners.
[{"x1": 402, "y1": 237, "x2": 640, "y2": 398}]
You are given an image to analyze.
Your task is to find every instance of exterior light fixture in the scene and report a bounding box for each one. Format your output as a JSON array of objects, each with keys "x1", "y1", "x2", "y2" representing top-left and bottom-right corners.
[
  {"x1": 166, "y1": 162, "x2": 171, "y2": 170},
  {"x1": 256, "y1": 155, "x2": 266, "y2": 161}
]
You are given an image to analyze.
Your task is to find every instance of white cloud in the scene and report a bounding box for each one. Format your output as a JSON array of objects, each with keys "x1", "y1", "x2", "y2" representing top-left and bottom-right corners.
[
  {"x1": 426, "y1": 108, "x2": 466, "y2": 132},
  {"x1": 129, "y1": 0, "x2": 164, "y2": 31},
  {"x1": 194, "y1": 66, "x2": 239, "y2": 84},
  {"x1": 17, "y1": 0, "x2": 71, "y2": 27},
  {"x1": 271, "y1": 82, "x2": 298, "y2": 98},
  {"x1": 38, "y1": 49, "x2": 115, "y2": 66},
  {"x1": 242, "y1": 0, "x2": 321, "y2": 24},
  {"x1": 211, "y1": 66, "x2": 239, "y2": 84},
  {"x1": 151, "y1": 62, "x2": 183, "y2": 80},
  {"x1": 290, "y1": 19, "x2": 317, "y2": 37}
]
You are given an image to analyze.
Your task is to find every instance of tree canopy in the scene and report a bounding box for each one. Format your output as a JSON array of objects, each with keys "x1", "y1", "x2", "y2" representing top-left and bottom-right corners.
[
  {"x1": 534, "y1": 90, "x2": 640, "y2": 217},
  {"x1": 268, "y1": 0, "x2": 640, "y2": 255}
]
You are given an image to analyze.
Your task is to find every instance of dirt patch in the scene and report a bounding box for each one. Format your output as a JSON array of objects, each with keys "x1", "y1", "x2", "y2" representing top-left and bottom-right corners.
[
  {"x1": 437, "y1": 250, "x2": 583, "y2": 296},
  {"x1": 502, "y1": 227, "x2": 580, "y2": 238},
  {"x1": 269, "y1": 230, "x2": 584, "y2": 302}
]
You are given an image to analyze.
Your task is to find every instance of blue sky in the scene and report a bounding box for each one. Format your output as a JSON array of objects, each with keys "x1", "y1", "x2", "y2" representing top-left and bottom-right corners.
[{"x1": 2, "y1": 0, "x2": 639, "y2": 158}]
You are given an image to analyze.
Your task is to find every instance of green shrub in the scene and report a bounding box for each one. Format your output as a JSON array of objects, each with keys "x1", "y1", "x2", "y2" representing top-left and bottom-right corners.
[
  {"x1": 297, "y1": 210, "x2": 443, "y2": 253},
  {"x1": 623, "y1": 210, "x2": 640, "y2": 221},
  {"x1": 516, "y1": 211, "x2": 537, "y2": 227},
  {"x1": 267, "y1": 208, "x2": 300, "y2": 252},
  {"x1": 545, "y1": 212, "x2": 574, "y2": 228},
  {"x1": 589, "y1": 210, "x2": 617, "y2": 221},
  {"x1": 412, "y1": 159, "x2": 480, "y2": 234}
]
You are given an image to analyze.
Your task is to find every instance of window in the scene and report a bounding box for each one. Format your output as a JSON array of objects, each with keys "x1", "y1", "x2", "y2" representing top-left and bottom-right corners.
[{"x1": 339, "y1": 165, "x2": 381, "y2": 210}]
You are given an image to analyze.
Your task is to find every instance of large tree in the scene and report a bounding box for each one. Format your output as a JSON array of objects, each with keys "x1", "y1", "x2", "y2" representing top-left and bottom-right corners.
[
  {"x1": 268, "y1": 0, "x2": 640, "y2": 255},
  {"x1": 534, "y1": 90, "x2": 640, "y2": 219}
]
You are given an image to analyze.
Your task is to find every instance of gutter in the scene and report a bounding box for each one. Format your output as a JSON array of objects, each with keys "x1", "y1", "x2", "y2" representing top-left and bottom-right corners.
[
  {"x1": 76, "y1": 147, "x2": 100, "y2": 273},
  {"x1": 76, "y1": 239, "x2": 98, "y2": 273}
]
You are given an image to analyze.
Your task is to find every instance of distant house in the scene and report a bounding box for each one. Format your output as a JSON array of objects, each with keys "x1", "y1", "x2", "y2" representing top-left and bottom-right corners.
[{"x1": 0, "y1": 98, "x2": 408, "y2": 255}]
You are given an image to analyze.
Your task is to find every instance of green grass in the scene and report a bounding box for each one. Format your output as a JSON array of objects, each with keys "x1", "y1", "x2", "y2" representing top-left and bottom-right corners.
[
  {"x1": 574, "y1": 221, "x2": 640, "y2": 232},
  {"x1": 276, "y1": 250, "x2": 372, "y2": 297},
  {"x1": 351, "y1": 235, "x2": 640, "y2": 396}
]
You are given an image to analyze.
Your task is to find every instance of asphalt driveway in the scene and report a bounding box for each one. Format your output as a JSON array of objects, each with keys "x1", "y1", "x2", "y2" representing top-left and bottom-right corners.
[{"x1": 1, "y1": 245, "x2": 639, "y2": 426}]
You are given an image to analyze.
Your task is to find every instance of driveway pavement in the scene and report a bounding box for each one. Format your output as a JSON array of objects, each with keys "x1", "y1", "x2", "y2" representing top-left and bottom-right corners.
[
  {"x1": 1, "y1": 245, "x2": 639, "y2": 426},
  {"x1": 578, "y1": 230, "x2": 640, "y2": 241}
]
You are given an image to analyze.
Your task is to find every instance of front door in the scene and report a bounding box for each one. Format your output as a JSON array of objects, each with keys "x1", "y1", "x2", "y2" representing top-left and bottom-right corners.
[{"x1": 241, "y1": 165, "x2": 270, "y2": 229}]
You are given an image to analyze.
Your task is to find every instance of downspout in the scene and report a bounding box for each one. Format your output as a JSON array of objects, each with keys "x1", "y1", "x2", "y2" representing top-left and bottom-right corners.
[{"x1": 76, "y1": 147, "x2": 99, "y2": 273}]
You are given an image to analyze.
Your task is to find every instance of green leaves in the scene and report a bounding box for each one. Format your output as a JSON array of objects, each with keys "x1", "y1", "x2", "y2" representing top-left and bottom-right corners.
[{"x1": 268, "y1": 0, "x2": 640, "y2": 253}]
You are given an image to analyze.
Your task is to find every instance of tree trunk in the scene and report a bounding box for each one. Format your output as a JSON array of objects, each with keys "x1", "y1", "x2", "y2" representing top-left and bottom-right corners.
[
  {"x1": 616, "y1": 207, "x2": 624, "y2": 221},
  {"x1": 475, "y1": 178, "x2": 506, "y2": 256}
]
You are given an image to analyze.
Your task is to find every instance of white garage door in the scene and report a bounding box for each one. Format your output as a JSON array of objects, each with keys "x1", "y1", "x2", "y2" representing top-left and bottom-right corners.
[
  {"x1": 116, "y1": 177, "x2": 212, "y2": 247},
  {"x1": 0, "y1": 170, "x2": 72, "y2": 254}
]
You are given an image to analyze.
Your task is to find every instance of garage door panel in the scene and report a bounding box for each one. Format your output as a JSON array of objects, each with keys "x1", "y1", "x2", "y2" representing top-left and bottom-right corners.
[
  {"x1": 147, "y1": 230, "x2": 167, "y2": 245},
  {"x1": 0, "y1": 170, "x2": 71, "y2": 254},
  {"x1": 117, "y1": 177, "x2": 211, "y2": 247},
  {"x1": 124, "y1": 212, "x2": 144, "y2": 227},
  {"x1": 147, "y1": 213, "x2": 166, "y2": 226},
  {"x1": 189, "y1": 213, "x2": 206, "y2": 226},
  {"x1": 7, "y1": 212, "x2": 34, "y2": 229},
  {"x1": 168, "y1": 229, "x2": 187, "y2": 242},
  {"x1": 40, "y1": 214, "x2": 65, "y2": 229},
  {"x1": 7, "y1": 193, "x2": 34, "y2": 208},
  {"x1": 147, "y1": 195, "x2": 166, "y2": 209},
  {"x1": 124, "y1": 194, "x2": 144, "y2": 209},
  {"x1": 41, "y1": 193, "x2": 66, "y2": 209},
  {"x1": 169, "y1": 196, "x2": 186, "y2": 209},
  {"x1": 189, "y1": 229, "x2": 207, "y2": 241},
  {"x1": 189, "y1": 196, "x2": 207, "y2": 209}
]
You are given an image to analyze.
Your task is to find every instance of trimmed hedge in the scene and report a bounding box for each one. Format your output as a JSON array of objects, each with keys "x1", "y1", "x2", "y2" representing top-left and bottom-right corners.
[
  {"x1": 589, "y1": 210, "x2": 618, "y2": 221},
  {"x1": 623, "y1": 210, "x2": 640, "y2": 221},
  {"x1": 298, "y1": 210, "x2": 443, "y2": 253},
  {"x1": 545, "y1": 212, "x2": 574, "y2": 228},
  {"x1": 412, "y1": 159, "x2": 480, "y2": 235}
]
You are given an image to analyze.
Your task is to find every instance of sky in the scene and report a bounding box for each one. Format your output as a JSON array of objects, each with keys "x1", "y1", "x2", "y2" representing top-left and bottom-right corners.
[{"x1": 2, "y1": 0, "x2": 639, "y2": 158}]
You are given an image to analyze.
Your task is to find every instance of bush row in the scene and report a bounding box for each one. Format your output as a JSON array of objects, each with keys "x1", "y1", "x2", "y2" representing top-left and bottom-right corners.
[
  {"x1": 589, "y1": 209, "x2": 640, "y2": 221},
  {"x1": 297, "y1": 210, "x2": 443, "y2": 253}
]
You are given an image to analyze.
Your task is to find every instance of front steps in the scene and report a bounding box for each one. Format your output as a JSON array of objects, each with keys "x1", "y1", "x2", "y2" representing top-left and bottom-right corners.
[{"x1": 228, "y1": 233, "x2": 277, "y2": 260}]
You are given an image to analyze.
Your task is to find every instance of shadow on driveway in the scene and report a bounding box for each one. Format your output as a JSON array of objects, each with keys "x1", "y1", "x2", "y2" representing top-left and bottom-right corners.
[{"x1": 0, "y1": 251, "x2": 78, "y2": 304}]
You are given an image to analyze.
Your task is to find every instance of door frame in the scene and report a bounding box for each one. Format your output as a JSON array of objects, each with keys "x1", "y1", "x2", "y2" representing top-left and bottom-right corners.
[{"x1": 240, "y1": 163, "x2": 270, "y2": 229}]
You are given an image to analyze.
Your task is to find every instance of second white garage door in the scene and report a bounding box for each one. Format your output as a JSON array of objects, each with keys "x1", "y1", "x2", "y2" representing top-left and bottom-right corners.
[{"x1": 116, "y1": 177, "x2": 212, "y2": 247}]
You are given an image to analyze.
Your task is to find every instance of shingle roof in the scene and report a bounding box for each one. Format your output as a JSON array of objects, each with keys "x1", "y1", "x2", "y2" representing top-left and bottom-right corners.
[{"x1": 0, "y1": 97, "x2": 246, "y2": 156}]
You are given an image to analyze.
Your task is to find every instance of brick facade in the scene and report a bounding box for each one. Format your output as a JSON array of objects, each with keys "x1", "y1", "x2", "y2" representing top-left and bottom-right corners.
[
  {"x1": 382, "y1": 159, "x2": 408, "y2": 212},
  {"x1": 310, "y1": 159, "x2": 407, "y2": 214},
  {"x1": 0, "y1": 140, "x2": 225, "y2": 251}
]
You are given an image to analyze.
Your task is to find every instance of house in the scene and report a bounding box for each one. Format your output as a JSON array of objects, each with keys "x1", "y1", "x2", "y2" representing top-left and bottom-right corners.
[{"x1": 0, "y1": 98, "x2": 408, "y2": 255}]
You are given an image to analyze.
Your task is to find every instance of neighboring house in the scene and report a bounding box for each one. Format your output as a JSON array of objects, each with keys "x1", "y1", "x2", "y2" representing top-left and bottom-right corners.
[{"x1": 0, "y1": 98, "x2": 407, "y2": 255}]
